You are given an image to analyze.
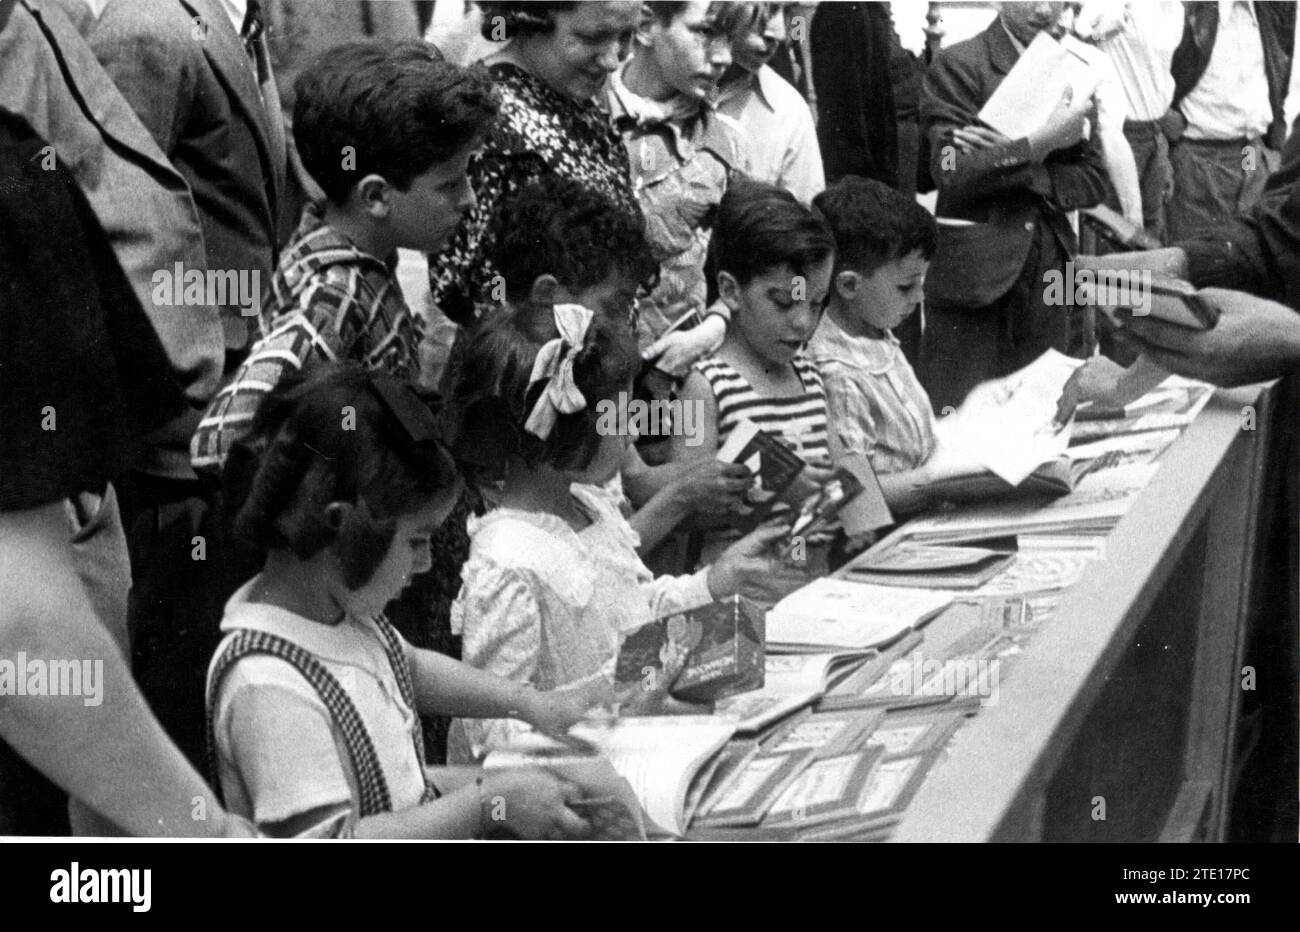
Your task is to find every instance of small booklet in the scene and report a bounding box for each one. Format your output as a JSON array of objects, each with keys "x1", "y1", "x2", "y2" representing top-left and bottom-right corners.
[
  {"x1": 614, "y1": 595, "x2": 765, "y2": 703},
  {"x1": 865, "y1": 709, "x2": 965, "y2": 760},
  {"x1": 762, "y1": 708, "x2": 885, "y2": 759},
  {"x1": 716, "y1": 418, "x2": 808, "y2": 531},
  {"x1": 760, "y1": 746, "x2": 886, "y2": 831},
  {"x1": 838, "y1": 538, "x2": 1016, "y2": 590},
  {"x1": 687, "y1": 746, "x2": 817, "y2": 830},
  {"x1": 1092, "y1": 273, "x2": 1219, "y2": 330},
  {"x1": 767, "y1": 579, "x2": 953, "y2": 652}
]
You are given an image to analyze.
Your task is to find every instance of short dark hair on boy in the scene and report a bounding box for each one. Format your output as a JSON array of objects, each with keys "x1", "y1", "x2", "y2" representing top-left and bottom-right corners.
[
  {"x1": 294, "y1": 40, "x2": 497, "y2": 205},
  {"x1": 488, "y1": 176, "x2": 657, "y2": 305},
  {"x1": 646, "y1": 2, "x2": 687, "y2": 24},
  {"x1": 223, "y1": 363, "x2": 459, "y2": 590},
  {"x1": 478, "y1": 2, "x2": 577, "y2": 39},
  {"x1": 813, "y1": 175, "x2": 938, "y2": 276},
  {"x1": 709, "y1": 176, "x2": 836, "y2": 286},
  {"x1": 451, "y1": 308, "x2": 638, "y2": 483}
]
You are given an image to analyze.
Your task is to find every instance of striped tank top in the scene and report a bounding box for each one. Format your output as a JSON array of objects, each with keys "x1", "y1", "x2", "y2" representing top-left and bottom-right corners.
[{"x1": 696, "y1": 352, "x2": 832, "y2": 467}]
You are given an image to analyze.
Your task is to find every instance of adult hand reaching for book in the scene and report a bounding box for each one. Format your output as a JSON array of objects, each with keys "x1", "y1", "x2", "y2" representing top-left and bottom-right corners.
[
  {"x1": 1053, "y1": 355, "x2": 1170, "y2": 425},
  {"x1": 1074, "y1": 247, "x2": 1190, "y2": 279},
  {"x1": 1113, "y1": 288, "x2": 1300, "y2": 387}
]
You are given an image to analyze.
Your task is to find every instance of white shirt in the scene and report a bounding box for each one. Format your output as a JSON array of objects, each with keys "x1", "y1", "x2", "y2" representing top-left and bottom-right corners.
[
  {"x1": 217, "y1": 0, "x2": 248, "y2": 37},
  {"x1": 1180, "y1": 0, "x2": 1272, "y2": 140},
  {"x1": 715, "y1": 66, "x2": 824, "y2": 204},
  {"x1": 1084, "y1": 0, "x2": 1184, "y2": 122},
  {"x1": 210, "y1": 581, "x2": 428, "y2": 834}
]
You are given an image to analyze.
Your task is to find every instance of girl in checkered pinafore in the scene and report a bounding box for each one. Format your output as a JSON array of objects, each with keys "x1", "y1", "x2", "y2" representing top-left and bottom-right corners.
[{"x1": 206, "y1": 363, "x2": 600, "y2": 839}]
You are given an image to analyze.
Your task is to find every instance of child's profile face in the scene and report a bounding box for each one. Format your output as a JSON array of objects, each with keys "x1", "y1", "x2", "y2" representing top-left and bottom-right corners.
[
  {"x1": 725, "y1": 257, "x2": 833, "y2": 366},
  {"x1": 333, "y1": 491, "x2": 458, "y2": 619},
  {"x1": 643, "y1": 0, "x2": 732, "y2": 101},
  {"x1": 385, "y1": 143, "x2": 478, "y2": 253},
  {"x1": 849, "y1": 250, "x2": 929, "y2": 334},
  {"x1": 570, "y1": 381, "x2": 636, "y2": 486}
]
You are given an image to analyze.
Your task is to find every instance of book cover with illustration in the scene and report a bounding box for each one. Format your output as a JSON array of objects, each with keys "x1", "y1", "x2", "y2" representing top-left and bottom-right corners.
[
  {"x1": 615, "y1": 595, "x2": 765, "y2": 704},
  {"x1": 716, "y1": 419, "x2": 808, "y2": 532}
]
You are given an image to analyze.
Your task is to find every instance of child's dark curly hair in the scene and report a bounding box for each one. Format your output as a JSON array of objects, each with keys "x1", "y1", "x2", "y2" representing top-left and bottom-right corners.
[
  {"x1": 813, "y1": 175, "x2": 938, "y2": 277},
  {"x1": 478, "y1": 2, "x2": 577, "y2": 39},
  {"x1": 450, "y1": 307, "x2": 638, "y2": 483},
  {"x1": 222, "y1": 363, "x2": 459, "y2": 590},
  {"x1": 488, "y1": 176, "x2": 657, "y2": 307},
  {"x1": 294, "y1": 39, "x2": 498, "y2": 205}
]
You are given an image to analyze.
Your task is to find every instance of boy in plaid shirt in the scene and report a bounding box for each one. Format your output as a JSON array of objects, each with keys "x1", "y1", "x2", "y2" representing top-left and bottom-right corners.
[{"x1": 192, "y1": 41, "x2": 496, "y2": 474}]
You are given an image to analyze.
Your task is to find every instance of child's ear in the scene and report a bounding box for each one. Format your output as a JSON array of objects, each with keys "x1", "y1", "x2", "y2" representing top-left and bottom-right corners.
[
  {"x1": 356, "y1": 174, "x2": 391, "y2": 218},
  {"x1": 527, "y1": 274, "x2": 561, "y2": 310},
  {"x1": 322, "y1": 501, "x2": 353, "y2": 531},
  {"x1": 716, "y1": 270, "x2": 743, "y2": 315},
  {"x1": 834, "y1": 270, "x2": 859, "y2": 302}
]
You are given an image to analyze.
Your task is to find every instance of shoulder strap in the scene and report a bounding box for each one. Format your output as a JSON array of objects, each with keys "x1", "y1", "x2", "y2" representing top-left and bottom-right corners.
[
  {"x1": 207, "y1": 629, "x2": 395, "y2": 817},
  {"x1": 370, "y1": 616, "x2": 440, "y2": 803}
]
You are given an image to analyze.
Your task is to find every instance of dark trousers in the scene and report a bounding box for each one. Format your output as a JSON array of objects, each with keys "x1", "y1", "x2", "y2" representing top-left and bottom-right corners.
[
  {"x1": 1167, "y1": 135, "x2": 1278, "y2": 242},
  {"x1": 918, "y1": 225, "x2": 1096, "y2": 414},
  {"x1": 1122, "y1": 119, "x2": 1175, "y2": 244},
  {"x1": 117, "y1": 473, "x2": 260, "y2": 772}
]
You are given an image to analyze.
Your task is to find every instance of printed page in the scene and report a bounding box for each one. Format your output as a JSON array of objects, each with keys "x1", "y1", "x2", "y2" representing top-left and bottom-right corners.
[{"x1": 937, "y1": 350, "x2": 1085, "y2": 485}]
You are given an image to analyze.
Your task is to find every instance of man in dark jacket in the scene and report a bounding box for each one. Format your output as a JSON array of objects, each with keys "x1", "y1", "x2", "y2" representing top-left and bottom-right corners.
[
  {"x1": 1165, "y1": 0, "x2": 1295, "y2": 241},
  {"x1": 916, "y1": 1, "x2": 1113, "y2": 411},
  {"x1": 86, "y1": 0, "x2": 304, "y2": 771}
]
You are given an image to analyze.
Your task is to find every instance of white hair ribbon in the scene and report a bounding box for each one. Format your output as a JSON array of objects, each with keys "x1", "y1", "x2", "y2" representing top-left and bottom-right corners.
[{"x1": 523, "y1": 303, "x2": 595, "y2": 440}]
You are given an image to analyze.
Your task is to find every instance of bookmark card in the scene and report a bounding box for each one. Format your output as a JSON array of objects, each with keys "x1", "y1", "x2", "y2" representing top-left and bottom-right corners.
[
  {"x1": 867, "y1": 710, "x2": 964, "y2": 759},
  {"x1": 716, "y1": 418, "x2": 807, "y2": 531},
  {"x1": 831, "y1": 452, "x2": 894, "y2": 536},
  {"x1": 762, "y1": 747, "x2": 885, "y2": 828},
  {"x1": 852, "y1": 751, "x2": 938, "y2": 824},
  {"x1": 690, "y1": 748, "x2": 816, "y2": 828},
  {"x1": 763, "y1": 708, "x2": 884, "y2": 759}
]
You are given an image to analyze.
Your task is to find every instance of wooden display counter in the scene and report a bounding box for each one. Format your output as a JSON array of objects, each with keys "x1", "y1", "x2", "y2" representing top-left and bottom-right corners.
[{"x1": 892, "y1": 383, "x2": 1282, "y2": 842}]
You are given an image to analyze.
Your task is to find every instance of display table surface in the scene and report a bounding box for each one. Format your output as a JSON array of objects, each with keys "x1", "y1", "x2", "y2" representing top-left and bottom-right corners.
[{"x1": 891, "y1": 384, "x2": 1277, "y2": 842}]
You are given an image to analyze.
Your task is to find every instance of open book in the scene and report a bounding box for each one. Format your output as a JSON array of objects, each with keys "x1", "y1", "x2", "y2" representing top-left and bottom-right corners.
[
  {"x1": 929, "y1": 349, "x2": 1085, "y2": 489},
  {"x1": 710, "y1": 646, "x2": 885, "y2": 736},
  {"x1": 485, "y1": 717, "x2": 736, "y2": 838}
]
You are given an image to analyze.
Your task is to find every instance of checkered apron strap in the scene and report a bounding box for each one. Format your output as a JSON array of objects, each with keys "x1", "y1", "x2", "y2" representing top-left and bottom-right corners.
[
  {"x1": 371, "y1": 615, "x2": 441, "y2": 803},
  {"x1": 207, "y1": 629, "x2": 394, "y2": 817}
]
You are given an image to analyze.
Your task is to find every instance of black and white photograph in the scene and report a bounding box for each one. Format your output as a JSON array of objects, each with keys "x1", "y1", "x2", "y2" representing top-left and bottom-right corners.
[{"x1": 1, "y1": 0, "x2": 1297, "y2": 901}]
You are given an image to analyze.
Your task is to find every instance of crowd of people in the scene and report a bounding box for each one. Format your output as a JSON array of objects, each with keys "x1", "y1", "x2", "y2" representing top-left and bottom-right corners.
[{"x1": 2, "y1": 0, "x2": 1299, "y2": 840}]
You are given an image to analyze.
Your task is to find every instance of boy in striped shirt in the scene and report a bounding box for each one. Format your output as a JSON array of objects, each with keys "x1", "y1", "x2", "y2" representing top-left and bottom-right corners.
[{"x1": 671, "y1": 177, "x2": 837, "y2": 569}]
